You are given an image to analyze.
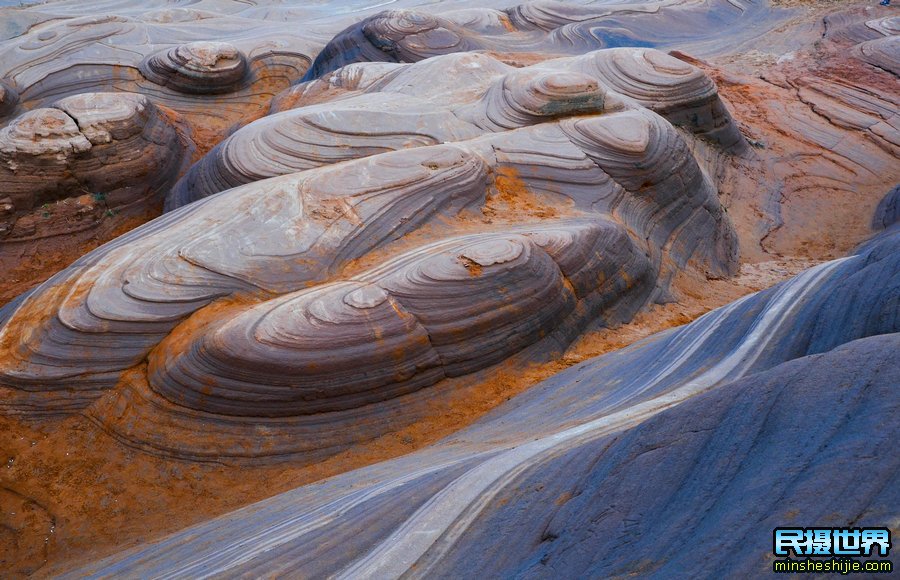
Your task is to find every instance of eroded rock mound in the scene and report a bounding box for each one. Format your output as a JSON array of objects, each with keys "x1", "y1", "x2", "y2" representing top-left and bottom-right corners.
[
  {"x1": 175, "y1": 48, "x2": 743, "y2": 209},
  {"x1": 0, "y1": 92, "x2": 192, "y2": 242},
  {"x1": 0, "y1": 1, "x2": 896, "y2": 574},
  {"x1": 139, "y1": 41, "x2": 250, "y2": 94},
  {"x1": 0, "y1": 8, "x2": 316, "y2": 294},
  {"x1": 150, "y1": 223, "x2": 649, "y2": 418},
  {"x1": 71, "y1": 228, "x2": 900, "y2": 578},
  {"x1": 302, "y1": 0, "x2": 777, "y2": 81},
  {"x1": 166, "y1": 91, "x2": 485, "y2": 210},
  {"x1": 301, "y1": 10, "x2": 481, "y2": 81},
  {"x1": 0, "y1": 12, "x2": 314, "y2": 152},
  {"x1": 0, "y1": 48, "x2": 739, "y2": 460}
]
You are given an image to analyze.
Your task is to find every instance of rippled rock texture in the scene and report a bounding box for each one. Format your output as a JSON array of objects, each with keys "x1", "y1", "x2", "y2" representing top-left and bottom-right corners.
[
  {"x1": 0, "y1": 0, "x2": 776, "y2": 302},
  {"x1": 0, "y1": 74, "x2": 738, "y2": 458},
  {"x1": 0, "y1": 5, "x2": 320, "y2": 300},
  {"x1": 173, "y1": 48, "x2": 744, "y2": 209},
  {"x1": 301, "y1": 1, "x2": 782, "y2": 80},
  {"x1": 0, "y1": 4, "x2": 752, "y2": 461},
  {"x1": 71, "y1": 225, "x2": 900, "y2": 579},
  {"x1": 0, "y1": 0, "x2": 898, "y2": 576}
]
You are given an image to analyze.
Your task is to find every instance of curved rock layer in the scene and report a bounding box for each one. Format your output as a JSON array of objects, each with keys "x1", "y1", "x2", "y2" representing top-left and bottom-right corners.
[
  {"x1": 293, "y1": 47, "x2": 743, "y2": 139},
  {"x1": 86, "y1": 220, "x2": 656, "y2": 460},
  {"x1": 0, "y1": 14, "x2": 314, "y2": 153},
  {"x1": 166, "y1": 91, "x2": 485, "y2": 209},
  {"x1": 177, "y1": 47, "x2": 743, "y2": 209},
  {"x1": 139, "y1": 41, "x2": 251, "y2": 95},
  {"x1": 68, "y1": 226, "x2": 900, "y2": 579},
  {"x1": 856, "y1": 34, "x2": 900, "y2": 76},
  {"x1": 545, "y1": 48, "x2": 746, "y2": 148},
  {"x1": 299, "y1": 10, "x2": 488, "y2": 81},
  {"x1": 0, "y1": 97, "x2": 737, "y2": 423},
  {"x1": 0, "y1": 92, "x2": 193, "y2": 242},
  {"x1": 0, "y1": 0, "x2": 763, "y2": 280},
  {"x1": 149, "y1": 221, "x2": 650, "y2": 416},
  {"x1": 0, "y1": 1, "x2": 895, "y2": 574},
  {"x1": 0, "y1": 5, "x2": 317, "y2": 294},
  {"x1": 828, "y1": 15, "x2": 900, "y2": 75},
  {"x1": 301, "y1": 1, "x2": 779, "y2": 81},
  {"x1": 9, "y1": 0, "x2": 767, "y2": 132}
]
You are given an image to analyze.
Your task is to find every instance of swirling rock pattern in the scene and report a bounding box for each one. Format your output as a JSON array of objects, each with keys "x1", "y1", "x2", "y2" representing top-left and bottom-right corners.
[
  {"x1": 69, "y1": 227, "x2": 900, "y2": 579},
  {"x1": 176, "y1": 48, "x2": 742, "y2": 209},
  {"x1": 300, "y1": 10, "x2": 485, "y2": 82},
  {"x1": 167, "y1": 92, "x2": 484, "y2": 209},
  {"x1": 543, "y1": 48, "x2": 746, "y2": 149},
  {"x1": 0, "y1": 143, "x2": 490, "y2": 407},
  {"x1": 0, "y1": 74, "x2": 737, "y2": 458},
  {"x1": 139, "y1": 41, "x2": 250, "y2": 94},
  {"x1": 302, "y1": 1, "x2": 780, "y2": 82},
  {"x1": 148, "y1": 223, "x2": 647, "y2": 419},
  {"x1": 0, "y1": 92, "x2": 192, "y2": 242},
  {"x1": 454, "y1": 69, "x2": 607, "y2": 131},
  {"x1": 270, "y1": 61, "x2": 407, "y2": 111},
  {"x1": 0, "y1": 1, "x2": 896, "y2": 575},
  {"x1": 825, "y1": 15, "x2": 900, "y2": 75},
  {"x1": 857, "y1": 34, "x2": 900, "y2": 76},
  {"x1": 0, "y1": 6, "x2": 321, "y2": 289},
  {"x1": 0, "y1": 11, "x2": 316, "y2": 156}
]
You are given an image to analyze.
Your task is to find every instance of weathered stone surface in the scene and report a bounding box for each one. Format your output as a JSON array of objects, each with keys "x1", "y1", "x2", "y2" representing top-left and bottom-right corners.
[
  {"x1": 0, "y1": 99, "x2": 735, "y2": 426},
  {"x1": 139, "y1": 41, "x2": 250, "y2": 94},
  {"x1": 0, "y1": 1, "x2": 896, "y2": 576},
  {"x1": 174, "y1": 48, "x2": 742, "y2": 209},
  {"x1": 0, "y1": 10, "x2": 315, "y2": 154},
  {"x1": 147, "y1": 223, "x2": 648, "y2": 419},
  {"x1": 433, "y1": 334, "x2": 899, "y2": 579},
  {"x1": 301, "y1": 10, "x2": 485, "y2": 81},
  {"x1": 166, "y1": 91, "x2": 485, "y2": 209},
  {"x1": 68, "y1": 228, "x2": 900, "y2": 578},
  {"x1": 302, "y1": 1, "x2": 780, "y2": 81},
  {"x1": 857, "y1": 34, "x2": 900, "y2": 76},
  {"x1": 0, "y1": 53, "x2": 740, "y2": 464},
  {"x1": 0, "y1": 92, "x2": 193, "y2": 242}
]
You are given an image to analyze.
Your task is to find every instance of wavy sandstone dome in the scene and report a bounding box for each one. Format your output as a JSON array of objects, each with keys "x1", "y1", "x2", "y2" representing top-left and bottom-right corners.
[
  {"x1": 1, "y1": 47, "x2": 742, "y2": 459},
  {"x1": 0, "y1": 0, "x2": 897, "y2": 577}
]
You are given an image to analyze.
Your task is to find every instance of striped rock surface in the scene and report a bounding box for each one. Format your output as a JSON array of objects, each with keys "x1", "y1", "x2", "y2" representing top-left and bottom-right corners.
[
  {"x1": 0, "y1": 92, "x2": 193, "y2": 241},
  {"x1": 0, "y1": 95, "x2": 738, "y2": 458},
  {"x1": 175, "y1": 47, "x2": 743, "y2": 209},
  {"x1": 66, "y1": 224, "x2": 900, "y2": 579}
]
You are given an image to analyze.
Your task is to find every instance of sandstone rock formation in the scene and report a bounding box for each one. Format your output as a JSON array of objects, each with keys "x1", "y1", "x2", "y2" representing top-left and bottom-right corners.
[
  {"x1": 139, "y1": 41, "x2": 251, "y2": 95},
  {"x1": 172, "y1": 48, "x2": 743, "y2": 209},
  {"x1": 68, "y1": 227, "x2": 900, "y2": 578},
  {"x1": 0, "y1": 0, "x2": 897, "y2": 576},
  {"x1": 0, "y1": 94, "x2": 738, "y2": 457},
  {"x1": 302, "y1": 1, "x2": 780, "y2": 80},
  {"x1": 0, "y1": 92, "x2": 192, "y2": 243}
]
